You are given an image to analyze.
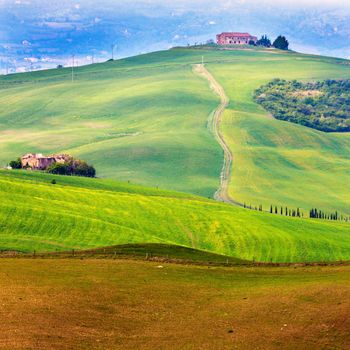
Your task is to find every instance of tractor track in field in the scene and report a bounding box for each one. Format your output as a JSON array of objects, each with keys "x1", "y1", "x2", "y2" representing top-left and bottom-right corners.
[{"x1": 193, "y1": 64, "x2": 242, "y2": 206}]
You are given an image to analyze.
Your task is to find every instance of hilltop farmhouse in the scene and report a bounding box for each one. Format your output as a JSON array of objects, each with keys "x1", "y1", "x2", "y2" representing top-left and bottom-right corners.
[
  {"x1": 216, "y1": 32, "x2": 257, "y2": 45},
  {"x1": 21, "y1": 153, "x2": 71, "y2": 170}
]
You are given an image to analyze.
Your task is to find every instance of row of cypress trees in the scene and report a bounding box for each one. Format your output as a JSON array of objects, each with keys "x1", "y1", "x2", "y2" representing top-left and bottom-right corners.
[
  {"x1": 269, "y1": 205, "x2": 302, "y2": 217},
  {"x1": 243, "y1": 203, "x2": 349, "y2": 222},
  {"x1": 309, "y1": 208, "x2": 349, "y2": 222}
]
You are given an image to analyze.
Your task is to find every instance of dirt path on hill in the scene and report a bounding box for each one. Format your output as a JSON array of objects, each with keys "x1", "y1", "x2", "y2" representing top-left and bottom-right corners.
[{"x1": 193, "y1": 64, "x2": 240, "y2": 205}]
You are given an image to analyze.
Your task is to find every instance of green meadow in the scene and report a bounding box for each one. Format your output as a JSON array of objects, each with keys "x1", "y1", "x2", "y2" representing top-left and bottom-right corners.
[
  {"x1": 0, "y1": 170, "x2": 349, "y2": 263},
  {"x1": 1, "y1": 47, "x2": 350, "y2": 262},
  {"x1": 206, "y1": 51, "x2": 350, "y2": 214},
  {"x1": 0, "y1": 50, "x2": 223, "y2": 197},
  {"x1": 1, "y1": 47, "x2": 350, "y2": 212}
]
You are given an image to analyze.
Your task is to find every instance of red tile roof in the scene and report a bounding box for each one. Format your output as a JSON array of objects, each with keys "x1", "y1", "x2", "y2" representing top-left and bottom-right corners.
[{"x1": 218, "y1": 32, "x2": 254, "y2": 37}]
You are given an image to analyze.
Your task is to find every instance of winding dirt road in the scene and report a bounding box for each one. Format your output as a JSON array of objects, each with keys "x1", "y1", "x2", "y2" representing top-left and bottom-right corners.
[{"x1": 193, "y1": 64, "x2": 239, "y2": 205}]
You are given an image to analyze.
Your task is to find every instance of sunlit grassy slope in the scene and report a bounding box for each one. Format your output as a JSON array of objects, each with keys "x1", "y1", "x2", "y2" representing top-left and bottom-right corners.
[
  {"x1": 0, "y1": 50, "x2": 223, "y2": 197},
  {"x1": 1, "y1": 47, "x2": 349, "y2": 211},
  {"x1": 205, "y1": 52, "x2": 350, "y2": 214},
  {"x1": 1, "y1": 170, "x2": 349, "y2": 263}
]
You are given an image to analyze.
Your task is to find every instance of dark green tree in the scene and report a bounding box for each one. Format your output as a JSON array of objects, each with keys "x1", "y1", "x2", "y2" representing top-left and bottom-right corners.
[
  {"x1": 46, "y1": 163, "x2": 70, "y2": 175},
  {"x1": 9, "y1": 158, "x2": 22, "y2": 169},
  {"x1": 273, "y1": 35, "x2": 289, "y2": 50},
  {"x1": 257, "y1": 35, "x2": 271, "y2": 47},
  {"x1": 73, "y1": 160, "x2": 96, "y2": 178}
]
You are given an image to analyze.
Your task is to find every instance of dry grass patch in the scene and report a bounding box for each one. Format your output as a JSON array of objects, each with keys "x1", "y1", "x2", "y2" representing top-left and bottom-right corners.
[{"x1": 0, "y1": 259, "x2": 349, "y2": 350}]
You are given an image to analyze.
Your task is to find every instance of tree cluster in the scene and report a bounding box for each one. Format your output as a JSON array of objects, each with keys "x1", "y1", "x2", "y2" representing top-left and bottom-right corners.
[
  {"x1": 8, "y1": 156, "x2": 96, "y2": 178},
  {"x1": 46, "y1": 159, "x2": 96, "y2": 178},
  {"x1": 255, "y1": 35, "x2": 289, "y2": 50},
  {"x1": 254, "y1": 79, "x2": 350, "y2": 132},
  {"x1": 256, "y1": 35, "x2": 272, "y2": 47}
]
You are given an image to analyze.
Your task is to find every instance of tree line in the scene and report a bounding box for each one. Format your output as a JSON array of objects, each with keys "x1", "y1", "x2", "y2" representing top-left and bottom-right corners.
[
  {"x1": 243, "y1": 203, "x2": 349, "y2": 222},
  {"x1": 254, "y1": 35, "x2": 289, "y2": 50},
  {"x1": 309, "y1": 208, "x2": 349, "y2": 222}
]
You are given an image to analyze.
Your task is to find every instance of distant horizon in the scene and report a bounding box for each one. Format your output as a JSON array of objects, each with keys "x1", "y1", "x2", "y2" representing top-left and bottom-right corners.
[
  {"x1": 2, "y1": 43, "x2": 349, "y2": 76},
  {"x1": 1, "y1": 0, "x2": 350, "y2": 74}
]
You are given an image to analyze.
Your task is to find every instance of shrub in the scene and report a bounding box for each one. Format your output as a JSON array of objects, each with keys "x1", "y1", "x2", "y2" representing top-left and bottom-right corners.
[
  {"x1": 46, "y1": 158, "x2": 96, "y2": 178},
  {"x1": 9, "y1": 158, "x2": 22, "y2": 169},
  {"x1": 73, "y1": 160, "x2": 96, "y2": 178},
  {"x1": 46, "y1": 163, "x2": 70, "y2": 175}
]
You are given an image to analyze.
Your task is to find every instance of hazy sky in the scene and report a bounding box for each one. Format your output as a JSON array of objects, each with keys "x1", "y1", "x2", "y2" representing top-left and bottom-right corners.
[{"x1": 1, "y1": 0, "x2": 350, "y2": 73}]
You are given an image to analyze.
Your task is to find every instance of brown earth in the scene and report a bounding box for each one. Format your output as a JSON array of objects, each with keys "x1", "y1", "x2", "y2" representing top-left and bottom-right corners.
[{"x1": 0, "y1": 259, "x2": 349, "y2": 350}]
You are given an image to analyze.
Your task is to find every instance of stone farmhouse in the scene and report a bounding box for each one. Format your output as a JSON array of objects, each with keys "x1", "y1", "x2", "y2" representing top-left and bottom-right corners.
[
  {"x1": 216, "y1": 32, "x2": 258, "y2": 45},
  {"x1": 21, "y1": 153, "x2": 71, "y2": 170}
]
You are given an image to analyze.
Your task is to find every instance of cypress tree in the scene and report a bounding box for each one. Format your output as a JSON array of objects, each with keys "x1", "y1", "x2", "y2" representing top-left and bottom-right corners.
[{"x1": 272, "y1": 35, "x2": 289, "y2": 50}]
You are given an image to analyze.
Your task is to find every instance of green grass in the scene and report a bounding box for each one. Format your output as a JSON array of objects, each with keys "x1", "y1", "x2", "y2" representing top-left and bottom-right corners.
[
  {"x1": 1, "y1": 47, "x2": 350, "y2": 262},
  {"x1": 1, "y1": 47, "x2": 349, "y2": 211},
  {"x1": 25, "y1": 243, "x2": 248, "y2": 265},
  {"x1": 1, "y1": 170, "x2": 349, "y2": 263},
  {"x1": 205, "y1": 51, "x2": 350, "y2": 214},
  {"x1": 0, "y1": 50, "x2": 224, "y2": 197}
]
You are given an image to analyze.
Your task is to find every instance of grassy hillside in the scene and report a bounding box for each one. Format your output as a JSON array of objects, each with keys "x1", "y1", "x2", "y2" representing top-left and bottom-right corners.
[
  {"x1": 1, "y1": 47, "x2": 349, "y2": 212},
  {"x1": 1, "y1": 259, "x2": 349, "y2": 349},
  {"x1": 0, "y1": 50, "x2": 223, "y2": 197},
  {"x1": 1, "y1": 170, "x2": 349, "y2": 263},
  {"x1": 205, "y1": 51, "x2": 350, "y2": 214}
]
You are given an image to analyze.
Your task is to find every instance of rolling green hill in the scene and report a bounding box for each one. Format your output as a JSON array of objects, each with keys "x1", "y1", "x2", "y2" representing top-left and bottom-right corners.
[
  {"x1": 205, "y1": 51, "x2": 350, "y2": 214},
  {"x1": 0, "y1": 50, "x2": 223, "y2": 197},
  {"x1": 0, "y1": 170, "x2": 349, "y2": 263},
  {"x1": 1, "y1": 47, "x2": 350, "y2": 213},
  {"x1": 1, "y1": 47, "x2": 350, "y2": 263}
]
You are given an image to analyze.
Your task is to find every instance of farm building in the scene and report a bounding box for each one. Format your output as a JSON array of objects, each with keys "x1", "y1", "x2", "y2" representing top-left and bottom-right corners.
[
  {"x1": 21, "y1": 153, "x2": 71, "y2": 170},
  {"x1": 216, "y1": 32, "x2": 257, "y2": 45}
]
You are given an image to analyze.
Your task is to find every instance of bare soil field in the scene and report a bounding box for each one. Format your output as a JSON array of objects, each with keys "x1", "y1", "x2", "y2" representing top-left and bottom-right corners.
[{"x1": 0, "y1": 259, "x2": 349, "y2": 350}]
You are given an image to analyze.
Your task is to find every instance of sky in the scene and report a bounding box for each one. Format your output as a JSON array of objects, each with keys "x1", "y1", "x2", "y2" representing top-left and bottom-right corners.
[{"x1": 0, "y1": 0, "x2": 350, "y2": 73}]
